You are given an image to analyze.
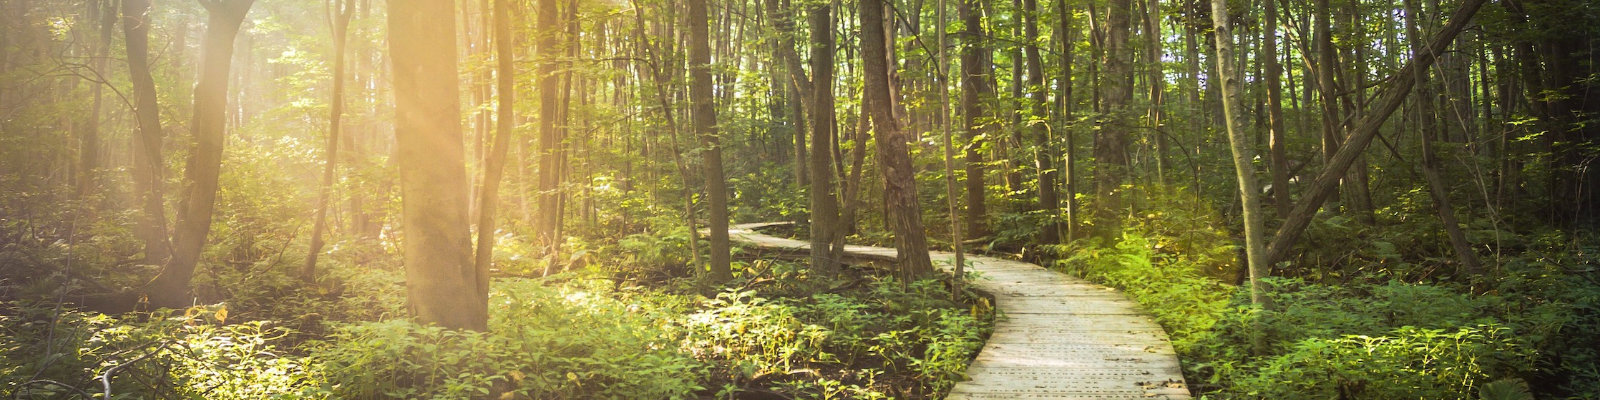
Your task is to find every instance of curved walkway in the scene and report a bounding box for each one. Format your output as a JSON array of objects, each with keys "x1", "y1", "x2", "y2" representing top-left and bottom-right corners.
[{"x1": 728, "y1": 222, "x2": 1191, "y2": 399}]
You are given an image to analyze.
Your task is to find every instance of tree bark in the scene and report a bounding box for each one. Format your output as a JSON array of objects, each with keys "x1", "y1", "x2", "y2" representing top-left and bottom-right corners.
[
  {"x1": 533, "y1": 0, "x2": 562, "y2": 253},
  {"x1": 862, "y1": 0, "x2": 934, "y2": 279},
  {"x1": 121, "y1": 0, "x2": 172, "y2": 266},
  {"x1": 1264, "y1": 0, "x2": 1291, "y2": 217},
  {"x1": 1265, "y1": 0, "x2": 1488, "y2": 268},
  {"x1": 1023, "y1": 0, "x2": 1060, "y2": 244},
  {"x1": 1405, "y1": 0, "x2": 1483, "y2": 278},
  {"x1": 387, "y1": 0, "x2": 487, "y2": 330},
  {"x1": 806, "y1": 4, "x2": 840, "y2": 275},
  {"x1": 1094, "y1": 0, "x2": 1133, "y2": 237},
  {"x1": 472, "y1": 0, "x2": 516, "y2": 296},
  {"x1": 690, "y1": 0, "x2": 733, "y2": 282},
  {"x1": 1210, "y1": 0, "x2": 1266, "y2": 306},
  {"x1": 148, "y1": 0, "x2": 255, "y2": 309},
  {"x1": 958, "y1": 0, "x2": 990, "y2": 239}
]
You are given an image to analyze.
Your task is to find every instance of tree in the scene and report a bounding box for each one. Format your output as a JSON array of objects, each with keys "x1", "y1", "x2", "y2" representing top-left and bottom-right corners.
[
  {"x1": 957, "y1": 0, "x2": 990, "y2": 239},
  {"x1": 474, "y1": 0, "x2": 518, "y2": 296},
  {"x1": 1405, "y1": 0, "x2": 1482, "y2": 278},
  {"x1": 1209, "y1": 0, "x2": 1265, "y2": 306},
  {"x1": 388, "y1": 0, "x2": 488, "y2": 330},
  {"x1": 304, "y1": 0, "x2": 356, "y2": 280},
  {"x1": 121, "y1": 0, "x2": 172, "y2": 266},
  {"x1": 1094, "y1": 0, "x2": 1133, "y2": 237},
  {"x1": 861, "y1": 0, "x2": 934, "y2": 279},
  {"x1": 806, "y1": 2, "x2": 840, "y2": 275},
  {"x1": 147, "y1": 0, "x2": 256, "y2": 309},
  {"x1": 1022, "y1": 0, "x2": 1059, "y2": 243},
  {"x1": 689, "y1": 0, "x2": 733, "y2": 282},
  {"x1": 533, "y1": 0, "x2": 563, "y2": 255},
  {"x1": 1263, "y1": 0, "x2": 1290, "y2": 216}
]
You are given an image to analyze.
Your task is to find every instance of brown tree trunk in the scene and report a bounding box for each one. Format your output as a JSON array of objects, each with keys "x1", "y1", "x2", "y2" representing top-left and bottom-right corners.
[
  {"x1": 78, "y1": 0, "x2": 116, "y2": 199},
  {"x1": 386, "y1": 0, "x2": 487, "y2": 330},
  {"x1": 1094, "y1": 0, "x2": 1133, "y2": 238},
  {"x1": 1405, "y1": 0, "x2": 1483, "y2": 278},
  {"x1": 958, "y1": 0, "x2": 990, "y2": 238},
  {"x1": 1023, "y1": 0, "x2": 1060, "y2": 244},
  {"x1": 148, "y1": 0, "x2": 255, "y2": 309},
  {"x1": 121, "y1": 0, "x2": 172, "y2": 266},
  {"x1": 1144, "y1": 0, "x2": 1166, "y2": 186},
  {"x1": 533, "y1": 0, "x2": 562, "y2": 254},
  {"x1": 690, "y1": 0, "x2": 733, "y2": 282},
  {"x1": 862, "y1": 0, "x2": 934, "y2": 279},
  {"x1": 472, "y1": 0, "x2": 516, "y2": 296},
  {"x1": 1264, "y1": 0, "x2": 1291, "y2": 217},
  {"x1": 806, "y1": 3, "x2": 840, "y2": 275},
  {"x1": 304, "y1": 0, "x2": 354, "y2": 281}
]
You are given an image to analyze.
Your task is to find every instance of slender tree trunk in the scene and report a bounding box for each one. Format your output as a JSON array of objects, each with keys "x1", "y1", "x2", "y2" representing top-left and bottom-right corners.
[
  {"x1": 1264, "y1": 0, "x2": 1291, "y2": 217},
  {"x1": 862, "y1": 0, "x2": 934, "y2": 279},
  {"x1": 534, "y1": 0, "x2": 562, "y2": 254},
  {"x1": 121, "y1": 0, "x2": 172, "y2": 266},
  {"x1": 1211, "y1": 0, "x2": 1266, "y2": 306},
  {"x1": 472, "y1": 0, "x2": 516, "y2": 295},
  {"x1": 1094, "y1": 0, "x2": 1133, "y2": 238},
  {"x1": 1145, "y1": 0, "x2": 1166, "y2": 186},
  {"x1": 937, "y1": 0, "x2": 966, "y2": 297},
  {"x1": 1024, "y1": 0, "x2": 1060, "y2": 244},
  {"x1": 304, "y1": 0, "x2": 354, "y2": 281},
  {"x1": 387, "y1": 0, "x2": 487, "y2": 330},
  {"x1": 1405, "y1": 0, "x2": 1483, "y2": 278},
  {"x1": 958, "y1": 0, "x2": 990, "y2": 239},
  {"x1": 690, "y1": 0, "x2": 733, "y2": 282},
  {"x1": 148, "y1": 0, "x2": 255, "y2": 309},
  {"x1": 805, "y1": 3, "x2": 841, "y2": 275}
]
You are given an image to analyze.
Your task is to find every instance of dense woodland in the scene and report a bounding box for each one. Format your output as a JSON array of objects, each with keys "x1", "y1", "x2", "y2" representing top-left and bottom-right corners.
[{"x1": 1, "y1": 0, "x2": 1597, "y2": 397}]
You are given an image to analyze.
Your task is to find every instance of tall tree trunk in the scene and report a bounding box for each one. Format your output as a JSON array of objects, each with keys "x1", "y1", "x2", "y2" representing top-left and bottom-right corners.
[
  {"x1": 148, "y1": 0, "x2": 255, "y2": 309},
  {"x1": 958, "y1": 0, "x2": 990, "y2": 239},
  {"x1": 534, "y1": 0, "x2": 562, "y2": 254},
  {"x1": 1265, "y1": 0, "x2": 1487, "y2": 267},
  {"x1": 1211, "y1": 0, "x2": 1266, "y2": 306},
  {"x1": 1094, "y1": 0, "x2": 1133, "y2": 238},
  {"x1": 1144, "y1": 0, "x2": 1166, "y2": 186},
  {"x1": 1264, "y1": 0, "x2": 1291, "y2": 217},
  {"x1": 937, "y1": 0, "x2": 966, "y2": 295},
  {"x1": 690, "y1": 0, "x2": 733, "y2": 282},
  {"x1": 121, "y1": 0, "x2": 172, "y2": 266},
  {"x1": 387, "y1": 0, "x2": 487, "y2": 330},
  {"x1": 1023, "y1": 0, "x2": 1060, "y2": 244},
  {"x1": 1059, "y1": 0, "x2": 1077, "y2": 238},
  {"x1": 304, "y1": 0, "x2": 355, "y2": 281},
  {"x1": 806, "y1": 3, "x2": 840, "y2": 275},
  {"x1": 472, "y1": 0, "x2": 516, "y2": 296},
  {"x1": 862, "y1": 0, "x2": 934, "y2": 279},
  {"x1": 1405, "y1": 0, "x2": 1483, "y2": 278}
]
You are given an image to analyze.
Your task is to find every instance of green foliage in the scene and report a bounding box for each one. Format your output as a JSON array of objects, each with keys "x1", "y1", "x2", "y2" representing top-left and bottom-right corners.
[
  {"x1": 311, "y1": 278, "x2": 703, "y2": 399},
  {"x1": 673, "y1": 277, "x2": 991, "y2": 398},
  {"x1": 1232, "y1": 324, "x2": 1531, "y2": 400},
  {"x1": 1, "y1": 304, "x2": 322, "y2": 399}
]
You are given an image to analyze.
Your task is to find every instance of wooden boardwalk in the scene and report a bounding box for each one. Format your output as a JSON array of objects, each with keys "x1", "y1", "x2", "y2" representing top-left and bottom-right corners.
[{"x1": 728, "y1": 222, "x2": 1191, "y2": 400}]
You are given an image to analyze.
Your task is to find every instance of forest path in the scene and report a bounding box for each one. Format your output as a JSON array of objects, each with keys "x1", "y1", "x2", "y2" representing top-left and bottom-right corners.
[{"x1": 727, "y1": 222, "x2": 1191, "y2": 399}]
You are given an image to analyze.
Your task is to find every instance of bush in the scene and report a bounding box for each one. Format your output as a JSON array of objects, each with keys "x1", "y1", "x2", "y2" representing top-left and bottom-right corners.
[
  {"x1": 310, "y1": 278, "x2": 702, "y2": 399},
  {"x1": 1232, "y1": 324, "x2": 1533, "y2": 400},
  {"x1": 1, "y1": 303, "x2": 322, "y2": 399}
]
